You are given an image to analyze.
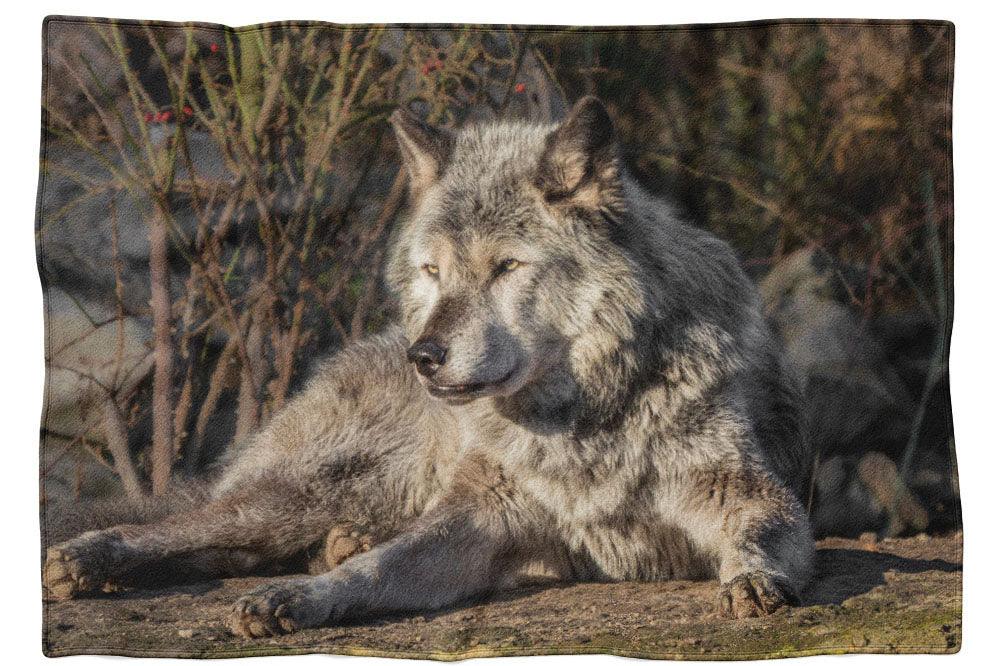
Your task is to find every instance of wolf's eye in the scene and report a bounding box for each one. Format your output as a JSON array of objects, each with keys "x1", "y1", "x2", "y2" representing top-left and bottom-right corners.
[
  {"x1": 499, "y1": 258, "x2": 522, "y2": 273},
  {"x1": 421, "y1": 263, "x2": 439, "y2": 277}
]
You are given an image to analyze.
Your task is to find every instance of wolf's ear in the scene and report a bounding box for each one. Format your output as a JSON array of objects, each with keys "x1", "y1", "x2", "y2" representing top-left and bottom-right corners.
[
  {"x1": 535, "y1": 96, "x2": 622, "y2": 210},
  {"x1": 389, "y1": 107, "x2": 454, "y2": 196}
]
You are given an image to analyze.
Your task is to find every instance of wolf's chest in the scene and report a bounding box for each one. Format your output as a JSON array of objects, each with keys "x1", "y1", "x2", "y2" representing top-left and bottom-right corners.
[
  {"x1": 518, "y1": 466, "x2": 668, "y2": 580},
  {"x1": 556, "y1": 518, "x2": 709, "y2": 582},
  {"x1": 535, "y1": 487, "x2": 710, "y2": 582},
  {"x1": 513, "y1": 442, "x2": 711, "y2": 581}
]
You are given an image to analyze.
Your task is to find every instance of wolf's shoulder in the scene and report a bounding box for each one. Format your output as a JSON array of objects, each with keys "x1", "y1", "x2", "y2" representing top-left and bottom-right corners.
[{"x1": 306, "y1": 326, "x2": 412, "y2": 388}]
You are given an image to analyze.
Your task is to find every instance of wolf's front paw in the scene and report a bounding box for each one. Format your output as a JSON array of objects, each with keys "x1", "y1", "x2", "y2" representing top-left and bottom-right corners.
[
  {"x1": 43, "y1": 533, "x2": 122, "y2": 600},
  {"x1": 227, "y1": 578, "x2": 335, "y2": 638},
  {"x1": 719, "y1": 572, "x2": 796, "y2": 619}
]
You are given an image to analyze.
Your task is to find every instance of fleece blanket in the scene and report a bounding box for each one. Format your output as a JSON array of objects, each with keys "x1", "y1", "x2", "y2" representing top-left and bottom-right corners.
[{"x1": 37, "y1": 16, "x2": 959, "y2": 659}]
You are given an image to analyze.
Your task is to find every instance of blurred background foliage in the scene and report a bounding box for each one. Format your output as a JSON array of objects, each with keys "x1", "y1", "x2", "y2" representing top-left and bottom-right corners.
[{"x1": 38, "y1": 19, "x2": 955, "y2": 537}]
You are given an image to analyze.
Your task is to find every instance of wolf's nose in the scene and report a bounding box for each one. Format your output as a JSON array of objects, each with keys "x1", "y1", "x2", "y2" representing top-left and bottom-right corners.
[{"x1": 407, "y1": 340, "x2": 447, "y2": 377}]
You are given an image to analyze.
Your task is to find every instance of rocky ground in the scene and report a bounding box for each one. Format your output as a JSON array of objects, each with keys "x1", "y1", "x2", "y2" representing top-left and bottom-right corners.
[{"x1": 42, "y1": 533, "x2": 962, "y2": 660}]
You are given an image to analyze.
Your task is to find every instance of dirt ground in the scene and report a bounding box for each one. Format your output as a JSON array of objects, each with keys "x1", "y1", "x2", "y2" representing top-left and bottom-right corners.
[{"x1": 42, "y1": 533, "x2": 962, "y2": 660}]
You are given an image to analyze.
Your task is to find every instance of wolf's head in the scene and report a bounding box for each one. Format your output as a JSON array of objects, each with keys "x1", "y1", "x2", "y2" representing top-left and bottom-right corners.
[{"x1": 386, "y1": 97, "x2": 644, "y2": 406}]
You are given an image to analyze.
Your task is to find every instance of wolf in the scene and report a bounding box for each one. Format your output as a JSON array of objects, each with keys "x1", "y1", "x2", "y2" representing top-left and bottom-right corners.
[{"x1": 43, "y1": 97, "x2": 815, "y2": 637}]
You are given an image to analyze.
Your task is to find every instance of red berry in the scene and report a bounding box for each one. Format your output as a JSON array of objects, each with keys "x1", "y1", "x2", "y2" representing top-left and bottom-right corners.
[
  {"x1": 183, "y1": 105, "x2": 193, "y2": 116},
  {"x1": 144, "y1": 112, "x2": 154, "y2": 123},
  {"x1": 209, "y1": 42, "x2": 219, "y2": 53},
  {"x1": 421, "y1": 64, "x2": 431, "y2": 75},
  {"x1": 162, "y1": 110, "x2": 173, "y2": 122},
  {"x1": 514, "y1": 83, "x2": 526, "y2": 93}
]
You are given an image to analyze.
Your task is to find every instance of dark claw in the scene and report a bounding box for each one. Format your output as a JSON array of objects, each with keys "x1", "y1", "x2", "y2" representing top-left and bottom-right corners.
[{"x1": 719, "y1": 572, "x2": 794, "y2": 619}]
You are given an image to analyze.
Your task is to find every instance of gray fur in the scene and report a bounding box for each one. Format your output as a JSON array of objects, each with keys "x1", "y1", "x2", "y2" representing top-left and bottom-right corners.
[{"x1": 43, "y1": 97, "x2": 814, "y2": 633}]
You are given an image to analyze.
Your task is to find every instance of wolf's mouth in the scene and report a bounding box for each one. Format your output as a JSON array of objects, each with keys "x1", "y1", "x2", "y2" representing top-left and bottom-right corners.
[{"x1": 426, "y1": 369, "x2": 516, "y2": 402}]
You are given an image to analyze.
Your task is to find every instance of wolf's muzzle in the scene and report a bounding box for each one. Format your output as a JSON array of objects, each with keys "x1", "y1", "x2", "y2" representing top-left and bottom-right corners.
[{"x1": 407, "y1": 339, "x2": 448, "y2": 377}]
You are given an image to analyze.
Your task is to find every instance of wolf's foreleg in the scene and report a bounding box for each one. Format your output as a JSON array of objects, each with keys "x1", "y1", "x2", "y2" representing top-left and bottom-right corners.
[
  {"x1": 226, "y1": 455, "x2": 541, "y2": 637},
  {"x1": 666, "y1": 466, "x2": 815, "y2": 619},
  {"x1": 43, "y1": 479, "x2": 336, "y2": 599}
]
